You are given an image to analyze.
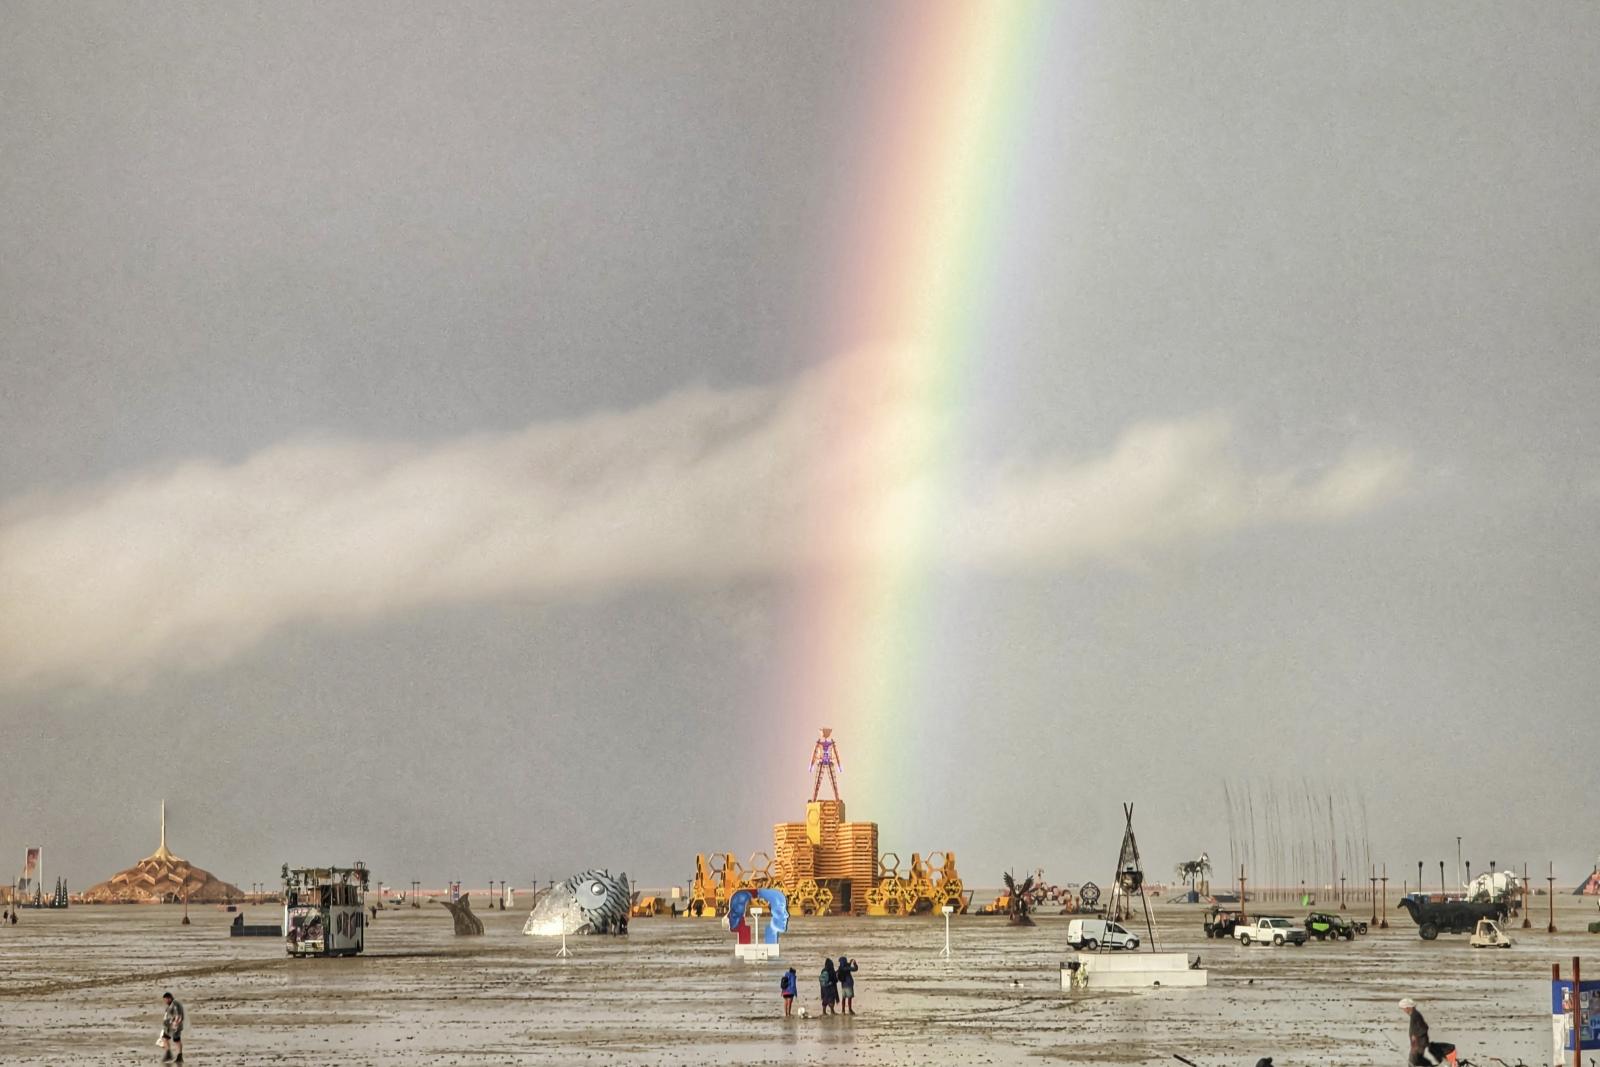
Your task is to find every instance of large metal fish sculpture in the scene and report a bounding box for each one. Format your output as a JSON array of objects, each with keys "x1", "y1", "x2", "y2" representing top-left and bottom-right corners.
[{"x1": 523, "y1": 869, "x2": 631, "y2": 936}]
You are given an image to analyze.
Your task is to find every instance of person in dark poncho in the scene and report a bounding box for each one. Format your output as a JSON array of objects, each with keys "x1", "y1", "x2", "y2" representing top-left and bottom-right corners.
[
  {"x1": 819, "y1": 958, "x2": 838, "y2": 1015},
  {"x1": 1401, "y1": 998, "x2": 1458, "y2": 1066}
]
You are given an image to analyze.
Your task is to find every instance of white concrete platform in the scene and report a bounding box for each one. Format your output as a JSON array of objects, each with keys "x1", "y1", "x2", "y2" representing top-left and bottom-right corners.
[
  {"x1": 734, "y1": 942, "x2": 780, "y2": 961},
  {"x1": 1060, "y1": 950, "x2": 1207, "y2": 990}
]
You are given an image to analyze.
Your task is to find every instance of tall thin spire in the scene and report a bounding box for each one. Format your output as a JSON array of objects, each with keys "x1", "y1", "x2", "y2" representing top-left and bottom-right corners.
[{"x1": 160, "y1": 799, "x2": 166, "y2": 850}]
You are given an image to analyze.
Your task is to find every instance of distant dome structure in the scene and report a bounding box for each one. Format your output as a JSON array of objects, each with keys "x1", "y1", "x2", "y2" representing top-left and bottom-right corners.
[{"x1": 81, "y1": 801, "x2": 243, "y2": 904}]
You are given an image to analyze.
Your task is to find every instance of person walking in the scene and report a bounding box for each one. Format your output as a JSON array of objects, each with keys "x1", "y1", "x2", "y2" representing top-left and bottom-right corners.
[
  {"x1": 836, "y1": 955, "x2": 858, "y2": 1014},
  {"x1": 1400, "y1": 997, "x2": 1457, "y2": 1066},
  {"x1": 159, "y1": 991, "x2": 185, "y2": 1063},
  {"x1": 780, "y1": 967, "x2": 798, "y2": 1016},
  {"x1": 819, "y1": 958, "x2": 838, "y2": 1015}
]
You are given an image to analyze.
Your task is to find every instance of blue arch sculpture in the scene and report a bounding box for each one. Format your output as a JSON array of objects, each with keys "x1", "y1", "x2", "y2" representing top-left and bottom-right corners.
[{"x1": 727, "y1": 888, "x2": 789, "y2": 945}]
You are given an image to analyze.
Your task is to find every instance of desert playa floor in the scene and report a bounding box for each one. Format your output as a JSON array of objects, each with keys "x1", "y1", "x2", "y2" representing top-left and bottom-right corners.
[{"x1": 1, "y1": 896, "x2": 1596, "y2": 1065}]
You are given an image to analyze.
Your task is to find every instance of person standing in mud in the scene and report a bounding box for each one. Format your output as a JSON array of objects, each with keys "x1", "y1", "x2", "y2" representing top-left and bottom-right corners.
[
  {"x1": 1401, "y1": 998, "x2": 1458, "y2": 1066},
  {"x1": 159, "y1": 991, "x2": 185, "y2": 1063},
  {"x1": 819, "y1": 958, "x2": 838, "y2": 1015},
  {"x1": 835, "y1": 955, "x2": 858, "y2": 1014},
  {"x1": 780, "y1": 967, "x2": 797, "y2": 1016}
]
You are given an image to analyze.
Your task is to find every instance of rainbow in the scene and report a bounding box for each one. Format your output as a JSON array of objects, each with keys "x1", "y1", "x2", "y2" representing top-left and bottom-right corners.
[{"x1": 780, "y1": 3, "x2": 1058, "y2": 818}]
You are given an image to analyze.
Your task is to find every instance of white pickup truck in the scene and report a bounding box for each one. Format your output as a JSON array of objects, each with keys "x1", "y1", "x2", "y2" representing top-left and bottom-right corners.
[{"x1": 1234, "y1": 916, "x2": 1308, "y2": 946}]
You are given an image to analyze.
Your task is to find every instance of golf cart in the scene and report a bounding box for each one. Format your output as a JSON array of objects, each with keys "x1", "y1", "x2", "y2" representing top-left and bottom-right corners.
[
  {"x1": 1305, "y1": 911, "x2": 1360, "y2": 940},
  {"x1": 1469, "y1": 917, "x2": 1513, "y2": 948},
  {"x1": 1203, "y1": 907, "x2": 1241, "y2": 939}
]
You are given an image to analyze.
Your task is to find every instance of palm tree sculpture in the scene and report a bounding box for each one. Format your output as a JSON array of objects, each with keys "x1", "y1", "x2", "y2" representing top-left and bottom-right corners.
[{"x1": 1003, "y1": 870, "x2": 1036, "y2": 926}]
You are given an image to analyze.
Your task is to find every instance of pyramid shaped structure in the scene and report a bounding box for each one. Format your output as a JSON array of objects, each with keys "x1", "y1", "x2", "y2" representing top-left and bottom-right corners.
[
  {"x1": 1574, "y1": 857, "x2": 1600, "y2": 896},
  {"x1": 81, "y1": 803, "x2": 242, "y2": 904}
]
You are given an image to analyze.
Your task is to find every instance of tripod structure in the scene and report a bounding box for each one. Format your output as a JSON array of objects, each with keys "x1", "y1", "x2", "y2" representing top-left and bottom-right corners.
[{"x1": 1102, "y1": 802, "x2": 1159, "y2": 952}]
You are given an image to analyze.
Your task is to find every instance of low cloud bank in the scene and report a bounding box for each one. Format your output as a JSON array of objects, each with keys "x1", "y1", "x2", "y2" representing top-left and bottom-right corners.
[{"x1": 0, "y1": 356, "x2": 1408, "y2": 686}]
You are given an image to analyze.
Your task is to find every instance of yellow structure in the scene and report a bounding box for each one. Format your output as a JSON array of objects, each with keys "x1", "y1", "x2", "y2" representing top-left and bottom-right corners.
[
  {"x1": 692, "y1": 730, "x2": 970, "y2": 917},
  {"x1": 773, "y1": 799, "x2": 879, "y2": 914},
  {"x1": 861, "y1": 851, "x2": 967, "y2": 916},
  {"x1": 630, "y1": 896, "x2": 667, "y2": 918},
  {"x1": 687, "y1": 851, "x2": 774, "y2": 917}
]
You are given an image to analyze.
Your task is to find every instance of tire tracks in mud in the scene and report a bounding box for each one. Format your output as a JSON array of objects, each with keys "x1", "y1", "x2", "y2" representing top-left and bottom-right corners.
[
  {"x1": 0, "y1": 956, "x2": 297, "y2": 998},
  {"x1": 0, "y1": 948, "x2": 493, "y2": 999}
]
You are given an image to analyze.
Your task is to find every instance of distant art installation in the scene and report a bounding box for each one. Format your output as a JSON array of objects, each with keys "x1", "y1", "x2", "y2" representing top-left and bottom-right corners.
[
  {"x1": 727, "y1": 887, "x2": 788, "y2": 960},
  {"x1": 1002, "y1": 870, "x2": 1036, "y2": 926},
  {"x1": 523, "y1": 870, "x2": 630, "y2": 937},
  {"x1": 81, "y1": 801, "x2": 243, "y2": 904},
  {"x1": 809, "y1": 727, "x2": 842, "y2": 803},
  {"x1": 728, "y1": 888, "x2": 789, "y2": 945},
  {"x1": 1574, "y1": 855, "x2": 1600, "y2": 896},
  {"x1": 440, "y1": 892, "x2": 485, "y2": 935},
  {"x1": 691, "y1": 728, "x2": 969, "y2": 917}
]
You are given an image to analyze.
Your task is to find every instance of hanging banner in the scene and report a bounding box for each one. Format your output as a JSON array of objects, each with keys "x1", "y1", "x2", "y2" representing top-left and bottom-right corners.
[
  {"x1": 18, "y1": 847, "x2": 40, "y2": 895},
  {"x1": 1552, "y1": 979, "x2": 1600, "y2": 1064}
]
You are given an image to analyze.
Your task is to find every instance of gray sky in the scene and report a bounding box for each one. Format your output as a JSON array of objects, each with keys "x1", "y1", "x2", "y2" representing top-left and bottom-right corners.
[{"x1": 2, "y1": 2, "x2": 1597, "y2": 895}]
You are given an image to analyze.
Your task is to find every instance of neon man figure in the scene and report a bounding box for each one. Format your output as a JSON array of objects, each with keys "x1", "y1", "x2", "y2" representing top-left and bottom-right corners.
[{"x1": 809, "y1": 727, "x2": 842, "y2": 802}]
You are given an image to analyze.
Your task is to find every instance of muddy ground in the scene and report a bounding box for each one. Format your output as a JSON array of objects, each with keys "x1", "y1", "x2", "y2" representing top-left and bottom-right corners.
[{"x1": 1, "y1": 895, "x2": 1595, "y2": 1065}]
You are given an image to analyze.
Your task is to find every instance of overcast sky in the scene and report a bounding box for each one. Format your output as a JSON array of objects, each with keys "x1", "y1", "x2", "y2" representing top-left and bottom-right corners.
[{"x1": 3, "y1": 2, "x2": 1597, "y2": 894}]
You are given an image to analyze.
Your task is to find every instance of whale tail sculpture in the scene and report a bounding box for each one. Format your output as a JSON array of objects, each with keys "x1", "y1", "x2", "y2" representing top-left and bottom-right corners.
[{"x1": 441, "y1": 892, "x2": 485, "y2": 936}]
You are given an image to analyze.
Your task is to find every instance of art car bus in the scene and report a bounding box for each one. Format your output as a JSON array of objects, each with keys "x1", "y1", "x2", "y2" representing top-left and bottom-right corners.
[{"x1": 282, "y1": 863, "x2": 369, "y2": 957}]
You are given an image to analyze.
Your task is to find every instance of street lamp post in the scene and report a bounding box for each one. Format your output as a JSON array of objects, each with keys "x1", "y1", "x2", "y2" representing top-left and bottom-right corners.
[{"x1": 940, "y1": 904, "x2": 954, "y2": 958}]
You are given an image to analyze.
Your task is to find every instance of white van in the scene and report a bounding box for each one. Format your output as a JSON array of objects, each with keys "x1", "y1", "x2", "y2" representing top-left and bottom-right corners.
[{"x1": 1066, "y1": 918, "x2": 1140, "y2": 950}]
